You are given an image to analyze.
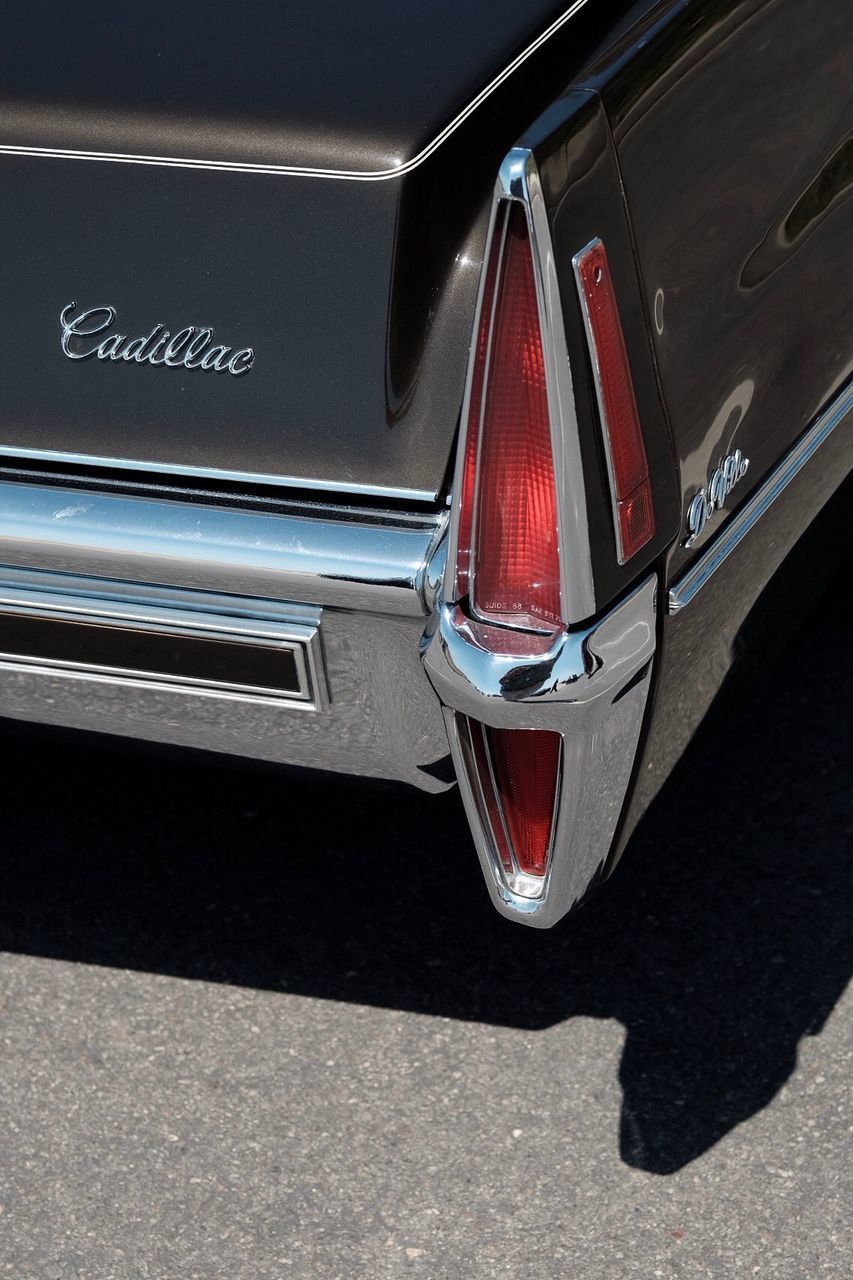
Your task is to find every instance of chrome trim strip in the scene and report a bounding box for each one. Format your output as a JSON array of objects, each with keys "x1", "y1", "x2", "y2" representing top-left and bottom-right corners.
[
  {"x1": 443, "y1": 147, "x2": 595, "y2": 625},
  {"x1": 465, "y1": 202, "x2": 509, "y2": 622},
  {"x1": 0, "y1": 2, "x2": 592, "y2": 183},
  {"x1": 0, "y1": 572, "x2": 328, "y2": 707},
  {"x1": 0, "y1": 655, "x2": 309, "y2": 709},
  {"x1": 668, "y1": 380, "x2": 853, "y2": 613},
  {"x1": 0, "y1": 444, "x2": 437, "y2": 505},
  {"x1": 508, "y1": 150, "x2": 595, "y2": 622},
  {"x1": 0, "y1": 481, "x2": 442, "y2": 617}
]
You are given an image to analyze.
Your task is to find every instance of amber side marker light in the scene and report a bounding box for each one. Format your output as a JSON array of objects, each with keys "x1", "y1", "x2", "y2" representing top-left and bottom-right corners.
[
  {"x1": 451, "y1": 200, "x2": 568, "y2": 896},
  {"x1": 573, "y1": 238, "x2": 655, "y2": 563}
]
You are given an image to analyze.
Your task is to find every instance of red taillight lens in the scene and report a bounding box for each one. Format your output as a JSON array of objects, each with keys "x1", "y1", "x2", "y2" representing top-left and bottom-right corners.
[
  {"x1": 574, "y1": 238, "x2": 655, "y2": 563},
  {"x1": 456, "y1": 204, "x2": 562, "y2": 634},
  {"x1": 486, "y1": 726, "x2": 561, "y2": 877},
  {"x1": 463, "y1": 717, "x2": 561, "y2": 889}
]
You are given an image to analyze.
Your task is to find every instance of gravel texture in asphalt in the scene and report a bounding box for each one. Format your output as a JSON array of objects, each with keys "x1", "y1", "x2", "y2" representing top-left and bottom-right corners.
[{"x1": 0, "y1": 565, "x2": 850, "y2": 1278}]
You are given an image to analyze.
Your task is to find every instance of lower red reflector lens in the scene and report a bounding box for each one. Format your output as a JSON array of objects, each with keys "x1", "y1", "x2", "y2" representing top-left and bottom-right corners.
[{"x1": 485, "y1": 727, "x2": 561, "y2": 878}]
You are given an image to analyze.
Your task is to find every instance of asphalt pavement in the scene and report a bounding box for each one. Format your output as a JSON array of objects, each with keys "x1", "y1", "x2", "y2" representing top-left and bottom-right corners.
[{"x1": 0, "y1": 567, "x2": 850, "y2": 1279}]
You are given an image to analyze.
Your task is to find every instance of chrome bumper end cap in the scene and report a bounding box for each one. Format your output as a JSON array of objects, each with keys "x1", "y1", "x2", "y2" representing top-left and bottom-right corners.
[{"x1": 422, "y1": 576, "x2": 658, "y2": 928}]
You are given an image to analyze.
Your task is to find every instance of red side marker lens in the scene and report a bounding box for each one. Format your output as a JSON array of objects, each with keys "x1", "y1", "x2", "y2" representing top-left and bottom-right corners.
[
  {"x1": 575, "y1": 239, "x2": 655, "y2": 562},
  {"x1": 485, "y1": 725, "x2": 561, "y2": 879}
]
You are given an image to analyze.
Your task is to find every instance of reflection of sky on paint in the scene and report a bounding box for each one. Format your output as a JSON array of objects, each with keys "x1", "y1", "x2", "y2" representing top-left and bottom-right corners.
[
  {"x1": 6, "y1": 487, "x2": 436, "y2": 598},
  {"x1": 682, "y1": 378, "x2": 755, "y2": 499}
]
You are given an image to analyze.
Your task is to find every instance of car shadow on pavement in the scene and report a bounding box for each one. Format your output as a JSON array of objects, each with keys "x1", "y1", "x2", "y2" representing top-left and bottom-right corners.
[{"x1": 1, "y1": 563, "x2": 850, "y2": 1175}]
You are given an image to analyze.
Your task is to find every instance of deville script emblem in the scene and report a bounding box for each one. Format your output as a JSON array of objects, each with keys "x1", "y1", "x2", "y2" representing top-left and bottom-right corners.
[
  {"x1": 684, "y1": 449, "x2": 750, "y2": 546},
  {"x1": 60, "y1": 303, "x2": 254, "y2": 377}
]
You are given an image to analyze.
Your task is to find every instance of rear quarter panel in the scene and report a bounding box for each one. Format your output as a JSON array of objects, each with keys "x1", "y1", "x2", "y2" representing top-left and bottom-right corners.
[
  {"x1": 598, "y1": 0, "x2": 853, "y2": 577},
  {"x1": 587, "y1": 0, "x2": 853, "y2": 844}
]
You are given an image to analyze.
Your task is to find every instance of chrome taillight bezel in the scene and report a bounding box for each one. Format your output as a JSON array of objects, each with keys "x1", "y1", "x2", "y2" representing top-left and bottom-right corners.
[{"x1": 423, "y1": 146, "x2": 660, "y2": 928}]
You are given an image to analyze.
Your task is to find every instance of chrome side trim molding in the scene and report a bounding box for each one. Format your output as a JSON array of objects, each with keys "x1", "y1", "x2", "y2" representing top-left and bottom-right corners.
[
  {"x1": 668, "y1": 380, "x2": 853, "y2": 613},
  {"x1": 423, "y1": 576, "x2": 657, "y2": 927},
  {"x1": 0, "y1": 444, "x2": 436, "y2": 505},
  {"x1": 0, "y1": 2, "x2": 592, "y2": 183},
  {"x1": 0, "y1": 481, "x2": 442, "y2": 617}
]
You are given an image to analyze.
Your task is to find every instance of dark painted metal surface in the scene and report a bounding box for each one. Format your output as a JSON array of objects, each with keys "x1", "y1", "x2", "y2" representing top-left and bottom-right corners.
[
  {"x1": 0, "y1": 1, "x2": 590, "y2": 173},
  {"x1": 594, "y1": 0, "x2": 853, "y2": 582},
  {"x1": 0, "y1": 0, "x2": 645, "y2": 501},
  {"x1": 583, "y1": 0, "x2": 853, "y2": 865},
  {"x1": 614, "y1": 427, "x2": 853, "y2": 869},
  {"x1": 0, "y1": 161, "x2": 430, "y2": 494},
  {"x1": 521, "y1": 91, "x2": 679, "y2": 609}
]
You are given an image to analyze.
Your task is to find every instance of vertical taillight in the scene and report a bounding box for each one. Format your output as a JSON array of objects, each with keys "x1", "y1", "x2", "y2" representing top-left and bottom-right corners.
[
  {"x1": 456, "y1": 204, "x2": 562, "y2": 634},
  {"x1": 433, "y1": 150, "x2": 662, "y2": 921},
  {"x1": 574, "y1": 238, "x2": 655, "y2": 563},
  {"x1": 450, "y1": 209, "x2": 654, "y2": 900},
  {"x1": 452, "y1": 201, "x2": 565, "y2": 895}
]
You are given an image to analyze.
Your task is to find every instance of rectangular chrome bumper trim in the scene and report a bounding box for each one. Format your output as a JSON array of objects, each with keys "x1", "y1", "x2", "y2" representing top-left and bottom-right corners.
[
  {"x1": 0, "y1": 573, "x2": 327, "y2": 708},
  {"x1": 668, "y1": 379, "x2": 853, "y2": 613}
]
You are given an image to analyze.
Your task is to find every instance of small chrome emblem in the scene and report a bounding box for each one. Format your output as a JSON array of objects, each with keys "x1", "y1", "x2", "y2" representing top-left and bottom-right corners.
[
  {"x1": 685, "y1": 449, "x2": 750, "y2": 546},
  {"x1": 60, "y1": 303, "x2": 254, "y2": 377}
]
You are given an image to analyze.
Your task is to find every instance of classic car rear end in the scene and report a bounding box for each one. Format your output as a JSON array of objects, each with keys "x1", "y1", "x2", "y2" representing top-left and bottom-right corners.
[{"x1": 1, "y1": 0, "x2": 851, "y2": 926}]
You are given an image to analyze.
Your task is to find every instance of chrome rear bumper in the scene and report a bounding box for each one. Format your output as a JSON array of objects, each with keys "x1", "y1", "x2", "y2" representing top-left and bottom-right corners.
[
  {"x1": 0, "y1": 481, "x2": 452, "y2": 793},
  {"x1": 0, "y1": 479, "x2": 658, "y2": 925}
]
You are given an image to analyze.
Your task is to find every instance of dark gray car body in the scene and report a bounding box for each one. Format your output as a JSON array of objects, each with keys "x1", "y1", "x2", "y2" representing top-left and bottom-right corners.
[{"x1": 1, "y1": 0, "x2": 850, "y2": 922}]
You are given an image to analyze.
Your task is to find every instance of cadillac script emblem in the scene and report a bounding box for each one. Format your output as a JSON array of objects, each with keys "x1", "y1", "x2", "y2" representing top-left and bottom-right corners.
[
  {"x1": 684, "y1": 449, "x2": 750, "y2": 546},
  {"x1": 60, "y1": 303, "x2": 254, "y2": 377}
]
